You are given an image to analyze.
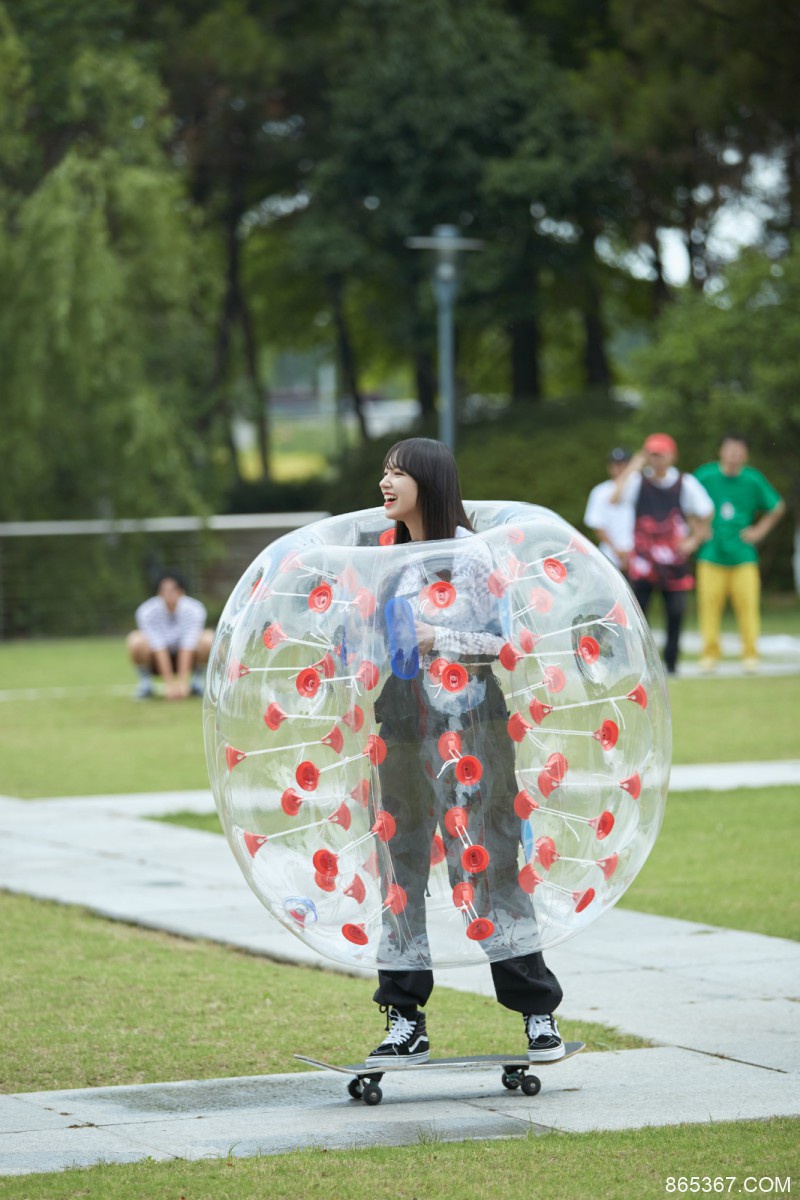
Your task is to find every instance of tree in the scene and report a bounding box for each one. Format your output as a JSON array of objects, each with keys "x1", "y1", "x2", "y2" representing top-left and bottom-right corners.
[{"x1": 0, "y1": 24, "x2": 216, "y2": 522}]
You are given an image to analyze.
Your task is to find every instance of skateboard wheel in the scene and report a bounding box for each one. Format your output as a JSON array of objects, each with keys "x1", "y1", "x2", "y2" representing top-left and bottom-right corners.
[
  {"x1": 362, "y1": 1083, "x2": 383, "y2": 1106},
  {"x1": 347, "y1": 1078, "x2": 364, "y2": 1100},
  {"x1": 501, "y1": 1071, "x2": 521, "y2": 1090},
  {"x1": 521, "y1": 1074, "x2": 542, "y2": 1096}
]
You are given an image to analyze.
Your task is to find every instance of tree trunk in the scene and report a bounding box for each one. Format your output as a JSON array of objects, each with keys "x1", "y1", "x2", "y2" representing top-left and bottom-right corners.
[
  {"x1": 509, "y1": 316, "x2": 541, "y2": 403},
  {"x1": 204, "y1": 215, "x2": 243, "y2": 483},
  {"x1": 414, "y1": 349, "x2": 437, "y2": 417},
  {"x1": 329, "y1": 276, "x2": 368, "y2": 441},
  {"x1": 238, "y1": 280, "x2": 269, "y2": 478}
]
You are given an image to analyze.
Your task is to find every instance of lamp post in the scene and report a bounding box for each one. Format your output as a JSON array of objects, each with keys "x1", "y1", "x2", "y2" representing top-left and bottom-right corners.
[{"x1": 406, "y1": 224, "x2": 483, "y2": 450}]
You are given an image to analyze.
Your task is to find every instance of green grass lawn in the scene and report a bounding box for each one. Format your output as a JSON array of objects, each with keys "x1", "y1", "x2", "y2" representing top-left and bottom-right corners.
[
  {"x1": 619, "y1": 786, "x2": 800, "y2": 939},
  {"x1": 0, "y1": 635, "x2": 798, "y2": 797},
  {"x1": 0, "y1": 891, "x2": 644, "y2": 1095},
  {"x1": 0, "y1": 1117, "x2": 796, "y2": 1200}
]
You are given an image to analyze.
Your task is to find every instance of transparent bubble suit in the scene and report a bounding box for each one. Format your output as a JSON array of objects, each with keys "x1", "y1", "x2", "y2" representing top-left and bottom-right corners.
[{"x1": 204, "y1": 502, "x2": 670, "y2": 970}]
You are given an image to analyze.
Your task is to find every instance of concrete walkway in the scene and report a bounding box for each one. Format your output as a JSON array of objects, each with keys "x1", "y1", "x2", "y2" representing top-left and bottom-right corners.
[{"x1": 1, "y1": 764, "x2": 799, "y2": 1175}]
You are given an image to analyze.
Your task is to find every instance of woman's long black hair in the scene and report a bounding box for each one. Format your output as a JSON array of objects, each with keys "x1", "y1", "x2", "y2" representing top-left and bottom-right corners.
[{"x1": 383, "y1": 438, "x2": 473, "y2": 543}]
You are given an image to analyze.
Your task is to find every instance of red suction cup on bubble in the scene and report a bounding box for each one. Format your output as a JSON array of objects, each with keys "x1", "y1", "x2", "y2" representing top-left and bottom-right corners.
[
  {"x1": 342, "y1": 923, "x2": 369, "y2": 945},
  {"x1": 296, "y1": 668, "x2": 321, "y2": 698},
  {"x1": 321, "y1": 725, "x2": 344, "y2": 754},
  {"x1": 344, "y1": 875, "x2": 366, "y2": 903},
  {"x1": 500, "y1": 642, "x2": 522, "y2": 671},
  {"x1": 597, "y1": 853, "x2": 619, "y2": 879},
  {"x1": 605, "y1": 602, "x2": 628, "y2": 627},
  {"x1": 313, "y1": 652, "x2": 336, "y2": 679},
  {"x1": 537, "y1": 770, "x2": 559, "y2": 799},
  {"x1": 461, "y1": 844, "x2": 490, "y2": 874},
  {"x1": 452, "y1": 882, "x2": 474, "y2": 907},
  {"x1": 371, "y1": 811, "x2": 396, "y2": 842},
  {"x1": 264, "y1": 702, "x2": 287, "y2": 730},
  {"x1": 544, "y1": 666, "x2": 566, "y2": 694},
  {"x1": 626, "y1": 684, "x2": 648, "y2": 709},
  {"x1": 430, "y1": 834, "x2": 446, "y2": 865},
  {"x1": 620, "y1": 772, "x2": 641, "y2": 799},
  {"x1": 356, "y1": 661, "x2": 380, "y2": 690},
  {"x1": 593, "y1": 719, "x2": 619, "y2": 751},
  {"x1": 529, "y1": 698, "x2": 553, "y2": 725},
  {"x1": 385, "y1": 883, "x2": 408, "y2": 914},
  {"x1": 350, "y1": 779, "x2": 371, "y2": 808},
  {"x1": 342, "y1": 705, "x2": 365, "y2": 732},
  {"x1": 466, "y1": 918, "x2": 494, "y2": 941},
  {"x1": 228, "y1": 659, "x2": 250, "y2": 681},
  {"x1": 578, "y1": 636, "x2": 600, "y2": 664},
  {"x1": 545, "y1": 752, "x2": 568, "y2": 781},
  {"x1": 518, "y1": 864, "x2": 543, "y2": 894},
  {"x1": 313, "y1": 848, "x2": 338, "y2": 877},
  {"x1": 514, "y1": 789, "x2": 539, "y2": 819},
  {"x1": 488, "y1": 569, "x2": 510, "y2": 597},
  {"x1": 379, "y1": 528, "x2": 395, "y2": 546},
  {"x1": 529, "y1": 588, "x2": 553, "y2": 614},
  {"x1": 281, "y1": 788, "x2": 303, "y2": 816},
  {"x1": 315, "y1": 871, "x2": 336, "y2": 892},
  {"x1": 444, "y1": 806, "x2": 468, "y2": 836},
  {"x1": 519, "y1": 629, "x2": 539, "y2": 654},
  {"x1": 589, "y1": 810, "x2": 615, "y2": 839},
  {"x1": 543, "y1": 557, "x2": 567, "y2": 583},
  {"x1": 574, "y1": 887, "x2": 595, "y2": 913},
  {"x1": 354, "y1": 588, "x2": 376, "y2": 618},
  {"x1": 296, "y1": 761, "x2": 320, "y2": 791},
  {"x1": 438, "y1": 731, "x2": 463, "y2": 760},
  {"x1": 308, "y1": 584, "x2": 333, "y2": 612},
  {"x1": 455, "y1": 755, "x2": 483, "y2": 785},
  {"x1": 263, "y1": 622, "x2": 286, "y2": 649},
  {"x1": 367, "y1": 734, "x2": 387, "y2": 765},
  {"x1": 441, "y1": 663, "x2": 469, "y2": 693},
  {"x1": 535, "y1": 836, "x2": 559, "y2": 869},
  {"x1": 507, "y1": 712, "x2": 531, "y2": 743},
  {"x1": 429, "y1": 657, "x2": 448, "y2": 684},
  {"x1": 244, "y1": 832, "x2": 267, "y2": 857},
  {"x1": 424, "y1": 581, "x2": 456, "y2": 609},
  {"x1": 329, "y1": 802, "x2": 352, "y2": 830},
  {"x1": 226, "y1": 746, "x2": 246, "y2": 771}
]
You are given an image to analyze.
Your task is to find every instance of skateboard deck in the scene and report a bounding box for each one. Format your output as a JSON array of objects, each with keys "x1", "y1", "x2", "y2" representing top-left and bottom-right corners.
[{"x1": 295, "y1": 1041, "x2": 584, "y2": 1105}]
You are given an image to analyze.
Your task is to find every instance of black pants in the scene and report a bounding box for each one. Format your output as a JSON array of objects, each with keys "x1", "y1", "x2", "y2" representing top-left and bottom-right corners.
[
  {"x1": 372, "y1": 669, "x2": 563, "y2": 1017},
  {"x1": 631, "y1": 580, "x2": 687, "y2": 673}
]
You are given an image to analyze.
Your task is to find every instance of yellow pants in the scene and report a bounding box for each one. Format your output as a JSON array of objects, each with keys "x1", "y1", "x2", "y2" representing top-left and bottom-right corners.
[{"x1": 696, "y1": 560, "x2": 761, "y2": 661}]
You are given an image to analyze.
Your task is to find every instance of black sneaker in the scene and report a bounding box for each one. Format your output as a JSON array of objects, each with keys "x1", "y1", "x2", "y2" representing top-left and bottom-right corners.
[
  {"x1": 367, "y1": 1007, "x2": 430, "y2": 1065},
  {"x1": 524, "y1": 1012, "x2": 565, "y2": 1062}
]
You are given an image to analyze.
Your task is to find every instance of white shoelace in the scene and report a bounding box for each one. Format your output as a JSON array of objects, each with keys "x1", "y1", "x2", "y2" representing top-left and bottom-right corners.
[
  {"x1": 526, "y1": 1014, "x2": 555, "y2": 1039},
  {"x1": 382, "y1": 1013, "x2": 415, "y2": 1045}
]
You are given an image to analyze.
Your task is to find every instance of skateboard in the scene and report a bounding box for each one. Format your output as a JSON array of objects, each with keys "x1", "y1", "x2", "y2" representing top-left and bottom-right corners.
[{"x1": 294, "y1": 1041, "x2": 584, "y2": 1106}]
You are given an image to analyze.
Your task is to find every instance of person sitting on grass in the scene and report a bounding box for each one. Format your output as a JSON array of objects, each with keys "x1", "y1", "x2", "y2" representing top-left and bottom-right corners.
[{"x1": 127, "y1": 572, "x2": 214, "y2": 700}]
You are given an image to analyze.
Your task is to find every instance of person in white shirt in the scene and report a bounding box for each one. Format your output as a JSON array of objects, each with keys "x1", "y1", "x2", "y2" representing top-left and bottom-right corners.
[
  {"x1": 127, "y1": 572, "x2": 214, "y2": 700},
  {"x1": 611, "y1": 433, "x2": 714, "y2": 674},
  {"x1": 583, "y1": 448, "x2": 634, "y2": 573},
  {"x1": 367, "y1": 437, "x2": 564, "y2": 1069}
]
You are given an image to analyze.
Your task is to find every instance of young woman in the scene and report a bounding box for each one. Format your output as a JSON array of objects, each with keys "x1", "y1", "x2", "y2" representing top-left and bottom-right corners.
[{"x1": 368, "y1": 437, "x2": 564, "y2": 1065}]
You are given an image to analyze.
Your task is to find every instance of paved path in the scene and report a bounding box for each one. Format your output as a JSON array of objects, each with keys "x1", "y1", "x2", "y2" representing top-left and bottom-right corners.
[{"x1": 1, "y1": 763, "x2": 798, "y2": 1175}]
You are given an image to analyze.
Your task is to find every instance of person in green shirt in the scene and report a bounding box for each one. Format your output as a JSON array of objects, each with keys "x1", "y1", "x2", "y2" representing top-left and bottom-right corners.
[{"x1": 694, "y1": 435, "x2": 785, "y2": 672}]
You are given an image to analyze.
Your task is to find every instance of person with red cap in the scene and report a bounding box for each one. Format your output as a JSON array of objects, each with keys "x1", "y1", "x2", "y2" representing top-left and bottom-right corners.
[{"x1": 611, "y1": 434, "x2": 713, "y2": 674}]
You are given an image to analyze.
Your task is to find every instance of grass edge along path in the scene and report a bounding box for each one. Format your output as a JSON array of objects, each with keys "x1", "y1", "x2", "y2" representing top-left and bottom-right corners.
[
  {"x1": 1, "y1": 892, "x2": 646, "y2": 1096},
  {"x1": 0, "y1": 1117, "x2": 796, "y2": 1200}
]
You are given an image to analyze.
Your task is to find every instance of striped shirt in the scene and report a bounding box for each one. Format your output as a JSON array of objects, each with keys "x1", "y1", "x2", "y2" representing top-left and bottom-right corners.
[{"x1": 135, "y1": 594, "x2": 207, "y2": 653}]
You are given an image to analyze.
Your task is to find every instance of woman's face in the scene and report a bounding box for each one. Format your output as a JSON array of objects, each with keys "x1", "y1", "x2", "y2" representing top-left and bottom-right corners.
[{"x1": 379, "y1": 460, "x2": 420, "y2": 526}]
